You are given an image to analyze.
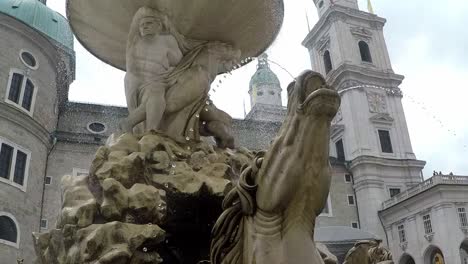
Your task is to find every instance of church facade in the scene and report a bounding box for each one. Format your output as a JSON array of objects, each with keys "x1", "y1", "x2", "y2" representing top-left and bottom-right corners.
[{"x1": 0, "y1": 0, "x2": 467, "y2": 263}]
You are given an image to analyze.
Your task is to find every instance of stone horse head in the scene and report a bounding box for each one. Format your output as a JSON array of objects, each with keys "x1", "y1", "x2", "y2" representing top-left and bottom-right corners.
[{"x1": 210, "y1": 70, "x2": 341, "y2": 264}]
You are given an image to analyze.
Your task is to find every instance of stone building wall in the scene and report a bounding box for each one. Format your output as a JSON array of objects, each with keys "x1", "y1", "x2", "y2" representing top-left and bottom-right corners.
[{"x1": 0, "y1": 16, "x2": 66, "y2": 263}]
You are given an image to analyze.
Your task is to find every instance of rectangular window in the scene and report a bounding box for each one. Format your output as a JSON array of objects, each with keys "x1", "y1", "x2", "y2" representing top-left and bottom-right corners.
[
  {"x1": 347, "y1": 195, "x2": 355, "y2": 206},
  {"x1": 378, "y1": 130, "x2": 393, "y2": 153},
  {"x1": 40, "y1": 219, "x2": 48, "y2": 229},
  {"x1": 21, "y1": 79, "x2": 34, "y2": 111},
  {"x1": 351, "y1": 222, "x2": 359, "y2": 229},
  {"x1": 45, "y1": 176, "x2": 52, "y2": 185},
  {"x1": 0, "y1": 139, "x2": 30, "y2": 188},
  {"x1": 389, "y1": 188, "x2": 401, "y2": 198},
  {"x1": 398, "y1": 224, "x2": 406, "y2": 243},
  {"x1": 0, "y1": 143, "x2": 14, "y2": 179},
  {"x1": 13, "y1": 150, "x2": 27, "y2": 185},
  {"x1": 345, "y1": 174, "x2": 352, "y2": 183},
  {"x1": 335, "y1": 139, "x2": 345, "y2": 161},
  {"x1": 8, "y1": 73, "x2": 23, "y2": 104},
  {"x1": 458, "y1": 208, "x2": 468, "y2": 228},
  {"x1": 423, "y1": 214, "x2": 433, "y2": 234}
]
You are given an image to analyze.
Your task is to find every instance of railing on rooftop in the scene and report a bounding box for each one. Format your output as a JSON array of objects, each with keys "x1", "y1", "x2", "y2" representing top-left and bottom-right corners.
[{"x1": 382, "y1": 175, "x2": 468, "y2": 209}]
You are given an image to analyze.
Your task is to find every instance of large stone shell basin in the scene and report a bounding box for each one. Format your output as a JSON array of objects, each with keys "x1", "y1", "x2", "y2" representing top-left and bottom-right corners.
[{"x1": 66, "y1": 0, "x2": 284, "y2": 71}]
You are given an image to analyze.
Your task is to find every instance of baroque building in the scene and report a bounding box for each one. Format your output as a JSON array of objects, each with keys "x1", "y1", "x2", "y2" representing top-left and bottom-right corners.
[
  {"x1": 302, "y1": 0, "x2": 468, "y2": 264},
  {"x1": 0, "y1": 0, "x2": 467, "y2": 264}
]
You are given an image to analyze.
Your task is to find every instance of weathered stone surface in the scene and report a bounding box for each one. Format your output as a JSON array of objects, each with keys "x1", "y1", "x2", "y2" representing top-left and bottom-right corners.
[
  {"x1": 35, "y1": 131, "x2": 253, "y2": 263},
  {"x1": 343, "y1": 240, "x2": 394, "y2": 264},
  {"x1": 57, "y1": 175, "x2": 96, "y2": 228},
  {"x1": 317, "y1": 242, "x2": 338, "y2": 264}
]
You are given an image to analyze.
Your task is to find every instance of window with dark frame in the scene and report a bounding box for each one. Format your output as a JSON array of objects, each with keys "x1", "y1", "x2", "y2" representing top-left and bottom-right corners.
[
  {"x1": 323, "y1": 50, "x2": 333, "y2": 74},
  {"x1": 458, "y1": 208, "x2": 468, "y2": 228},
  {"x1": 22, "y1": 80, "x2": 34, "y2": 111},
  {"x1": 0, "y1": 215, "x2": 17, "y2": 243},
  {"x1": 335, "y1": 139, "x2": 345, "y2": 161},
  {"x1": 347, "y1": 195, "x2": 355, "y2": 205},
  {"x1": 359, "y1": 40, "x2": 372, "y2": 63},
  {"x1": 351, "y1": 222, "x2": 359, "y2": 229},
  {"x1": 378, "y1": 130, "x2": 393, "y2": 153},
  {"x1": 345, "y1": 174, "x2": 352, "y2": 183},
  {"x1": 423, "y1": 214, "x2": 433, "y2": 234},
  {"x1": 8, "y1": 73, "x2": 23, "y2": 104},
  {"x1": 398, "y1": 224, "x2": 406, "y2": 243},
  {"x1": 40, "y1": 219, "x2": 48, "y2": 229},
  {"x1": 0, "y1": 144, "x2": 14, "y2": 179},
  {"x1": 21, "y1": 51, "x2": 37, "y2": 68},
  {"x1": 13, "y1": 150, "x2": 27, "y2": 185},
  {"x1": 45, "y1": 176, "x2": 52, "y2": 185},
  {"x1": 0, "y1": 141, "x2": 29, "y2": 187},
  {"x1": 389, "y1": 188, "x2": 401, "y2": 198},
  {"x1": 6, "y1": 72, "x2": 36, "y2": 113}
]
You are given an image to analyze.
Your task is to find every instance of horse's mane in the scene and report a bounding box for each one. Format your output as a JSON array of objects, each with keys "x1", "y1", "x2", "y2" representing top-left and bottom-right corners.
[{"x1": 210, "y1": 153, "x2": 264, "y2": 264}]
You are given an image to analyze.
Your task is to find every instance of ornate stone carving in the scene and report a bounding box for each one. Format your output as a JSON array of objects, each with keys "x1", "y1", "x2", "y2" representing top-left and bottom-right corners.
[
  {"x1": 332, "y1": 108, "x2": 343, "y2": 124},
  {"x1": 399, "y1": 241, "x2": 408, "y2": 251},
  {"x1": 343, "y1": 240, "x2": 394, "y2": 264},
  {"x1": 350, "y1": 26, "x2": 373, "y2": 40},
  {"x1": 118, "y1": 7, "x2": 241, "y2": 149},
  {"x1": 386, "y1": 87, "x2": 403, "y2": 97},
  {"x1": 338, "y1": 80, "x2": 363, "y2": 91},
  {"x1": 316, "y1": 34, "x2": 331, "y2": 54},
  {"x1": 210, "y1": 71, "x2": 341, "y2": 264},
  {"x1": 424, "y1": 233, "x2": 434, "y2": 242},
  {"x1": 367, "y1": 92, "x2": 387, "y2": 113},
  {"x1": 369, "y1": 113, "x2": 394, "y2": 125}
]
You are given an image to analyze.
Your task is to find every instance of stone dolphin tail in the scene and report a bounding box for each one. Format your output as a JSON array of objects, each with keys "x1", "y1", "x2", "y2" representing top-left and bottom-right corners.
[{"x1": 210, "y1": 70, "x2": 341, "y2": 264}]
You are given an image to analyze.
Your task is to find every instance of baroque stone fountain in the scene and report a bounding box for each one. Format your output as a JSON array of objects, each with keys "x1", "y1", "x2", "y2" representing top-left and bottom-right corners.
[{"x1": 32, "y1": 0, "x2": 393, "y2": 263}]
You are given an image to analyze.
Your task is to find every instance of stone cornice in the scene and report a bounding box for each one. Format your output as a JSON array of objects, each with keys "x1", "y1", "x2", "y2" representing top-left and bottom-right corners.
[
  {"x1": 328, "y1": 63, "x2": 404, "y2": 90},
  {"x1": 62, "y1": 102, "x2": 128, "y2": 116},
  {"x1": 0, "y1": 103, "x2": 51, "y2": 146},
  {"x1": 302, "y1": 5, "x2": 386, "y2": 48},
  {"x1": 369, "y1": 113, "x2": 394, "y2": 125},
  {"x1": 354, "y1": 178, "x2": 385, "y2": 192},
  {"x1": 349, "y1": 155, "x2": 426, "y2": 171},
  {"x1": 55, "y1": 131, "x2": 107, "y2": 146}
]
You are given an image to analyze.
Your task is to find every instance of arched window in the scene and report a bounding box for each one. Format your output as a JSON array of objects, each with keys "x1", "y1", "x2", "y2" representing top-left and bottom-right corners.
[
  {"x1": 0, "y1": 214, "x2": 18, "y2": 246},
  {"x1": 323, "y1": 50, "x2": 333, "y2": 74},
  {"x1": 358, "y1": 41, "x2": 372, "y2": 62}
]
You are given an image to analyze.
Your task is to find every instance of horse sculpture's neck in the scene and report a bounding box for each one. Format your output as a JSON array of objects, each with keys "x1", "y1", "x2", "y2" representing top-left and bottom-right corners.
[{"x1": 211, "y1": 71, "x2": 341, "y2": 264}]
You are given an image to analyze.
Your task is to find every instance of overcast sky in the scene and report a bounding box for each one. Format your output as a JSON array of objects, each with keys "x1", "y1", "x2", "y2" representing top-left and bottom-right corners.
[{"x1": 47, "y1": 0, "x2": 468, "y2": 178}]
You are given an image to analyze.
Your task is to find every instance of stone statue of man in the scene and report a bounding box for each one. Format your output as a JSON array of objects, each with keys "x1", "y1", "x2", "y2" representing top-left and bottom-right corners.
[{"x1": 120, "y1": 7, "x2": 183, "y2": 132}]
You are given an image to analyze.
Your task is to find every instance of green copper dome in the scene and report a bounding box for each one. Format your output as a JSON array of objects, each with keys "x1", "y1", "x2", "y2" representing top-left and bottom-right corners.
[
  {"x1": 249, "y1": 54, "x2": 280, "y2": 87},
  {"x1": 0, "y1": 0, "x2": 73, "y2": 51}
]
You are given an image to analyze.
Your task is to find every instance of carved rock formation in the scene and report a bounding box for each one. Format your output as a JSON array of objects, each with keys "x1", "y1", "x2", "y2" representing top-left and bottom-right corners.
[{"x1": 34, "y1": 132, "x2": 254, "y2": 264}]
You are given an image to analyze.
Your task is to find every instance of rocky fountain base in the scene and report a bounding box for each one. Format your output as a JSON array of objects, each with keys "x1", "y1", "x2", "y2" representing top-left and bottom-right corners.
[{"x1": 33, "y1": 131, "x2": 254, "y2": 264}]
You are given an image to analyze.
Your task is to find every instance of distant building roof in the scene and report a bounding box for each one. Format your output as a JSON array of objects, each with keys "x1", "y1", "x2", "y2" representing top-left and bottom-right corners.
[
  {"x1": 314, "y1": 226, "x2": 377, "y2": 243},
  {"x1": 249, "y1": 54, "x2": 281, "y2": 87},
  {"x1": 0, "y1": 0, "x2": 74, "y2": 51}
]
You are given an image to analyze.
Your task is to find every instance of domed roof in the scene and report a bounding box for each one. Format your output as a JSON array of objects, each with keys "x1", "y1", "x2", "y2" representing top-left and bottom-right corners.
[
  {"x1": 0, "y1": 0, "x2": 73, "y2": 51},
  {"x1": 250, "y1": 54, "x2": 281, "y2": 87}
]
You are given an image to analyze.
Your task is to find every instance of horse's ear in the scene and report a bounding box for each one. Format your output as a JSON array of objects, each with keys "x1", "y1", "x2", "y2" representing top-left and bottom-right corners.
[{"x1": 286, "y1": 81, "x2": 295, "y2": 97}]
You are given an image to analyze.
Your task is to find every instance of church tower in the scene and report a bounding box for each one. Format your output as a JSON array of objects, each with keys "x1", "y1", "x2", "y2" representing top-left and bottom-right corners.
[
  {"x1": 303, "y1": 0, "x2": 426, "y2": 240},
  {"x1": 246, "y1": 53, "x2": 285, "y2": 122}
]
